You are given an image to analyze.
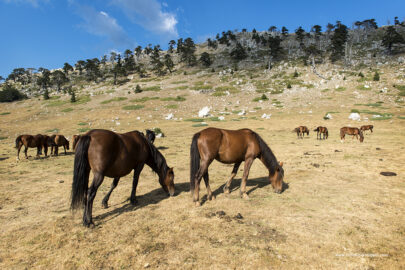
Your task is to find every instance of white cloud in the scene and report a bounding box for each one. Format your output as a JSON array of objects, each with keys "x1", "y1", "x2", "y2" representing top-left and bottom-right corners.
[
  {"x1": 2, "y1": 0, "x2": 49, "y2": 7},
  {"x1": 111, "y1": 0, "x2": 178, "y2": 38},
  {"x1": 74, "y1": 4, "x2": 134, "y2": 47}
]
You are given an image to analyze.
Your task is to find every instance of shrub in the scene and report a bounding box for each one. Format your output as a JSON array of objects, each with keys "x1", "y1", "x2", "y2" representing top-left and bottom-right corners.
[
  {"x1": 293, "y1": 70, "x2": 299, "y2": 77},
  {"x1": 358, "y1": 72, "x2": 364, "y2": 77},
  {"x1": 0, "y1": 84, "x2": 26, "y2": 102},
  {"x1": 122, "y1": 105, "x2": 144, "y2": 110},
  {"x1": 373, "y1": 71, "x2": 380, "y2": 81},
  {"x1": 70, "y1": 91, "x2": 76, "y2": 103},
  {"x1": 287, "y1": 83, "x2": 292, "y2": 89},
  {"x1": 135, "y1": 84, "x2": 142, "y2": 93}
]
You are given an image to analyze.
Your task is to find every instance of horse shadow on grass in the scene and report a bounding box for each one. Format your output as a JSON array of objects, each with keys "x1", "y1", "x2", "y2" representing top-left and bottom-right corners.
[{"x1": 94, "y1": 182, "x2": 190, "y2": 224}]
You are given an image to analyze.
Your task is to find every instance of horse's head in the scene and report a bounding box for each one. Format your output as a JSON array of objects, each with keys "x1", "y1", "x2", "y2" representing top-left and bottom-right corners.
[
  {"x1": 161, "y1": 167, "x2": 175, "y2": 196},
  {"x1": 270, "y1": 161, "x2": 285, "y2": 194},
  {"x1": 359, "y1": 130, "x2": 364, "y2": 142}
]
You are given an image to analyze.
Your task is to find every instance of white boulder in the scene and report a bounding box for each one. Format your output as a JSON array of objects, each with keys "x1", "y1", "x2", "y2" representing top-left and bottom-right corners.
[
  {"x1": 198, "y1": 107, "x2": 211, "y2": 117},
  {"x1": 349, "y1": 113, "x2": 361, "y2": 121}
]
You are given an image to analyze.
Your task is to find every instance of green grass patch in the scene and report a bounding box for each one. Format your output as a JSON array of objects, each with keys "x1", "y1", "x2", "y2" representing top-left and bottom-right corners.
[
  {"x1": 335, "y1": 87, "x2": 346, "y2": 92},
  {"x1": 394, "y1": 84, "x2": 405, "y2": 91},
  {"x1": 122, "y1": 105, "x2": 144, "y2": 110},
  {"x1": 106, "y1": 89, "x2": 115, "y2": 94},
  {"x1": 46, "y1": 99, "x2": 68, "y2": 107},
  {"x1": 208, "y1": 117, "x2": 220, "y2": 121},
  {"x1": 184, "y1": 118, "x2": 204, "y2": 122},
  {"x1": 78, "y1": 127, "x2": 91, "y2": 133},
  {"x1": 61, "y1": 108, "x2": 73, "y2": 112},
  {"x1": 100, "y1": 97, "x2": 128, "y2": 104},
  {"x1": 78, "y1": 122, "x2": 88, "y2": 126},
  {"x1": 192, "y1": 123, "x2": 208, "y2": 127},
  {"x1": 253, "y1": 94, "x2": 268, "y2": 102},
  {"x1": 176, "y1": 85, "x2": 188, "y2": 90},
  {"x1": 130, "y1": 97, "x2": 159, "y2": 103},
  {"x1": 74, "y1": 95, "x2": 91, "y2": 105},
  {"x1": 171, "y1": 80, "x2": 188, "y2": 84},
  {"x1": 0, "y1": 136, "x2": 7, "y2": 140},
  {"x1": 45, "y1": 128, "x2": 59, "y2": 133},
  {"x1": 232, "y1": 110, "x2": 242, "y2": 114},
  {"x1": 397, "y1": 116, "x2": 405, "y2": 119},
  {"x1": 214, "y1": 85, "x2": 239, "y2": 93},
  {"x1": 254, "y1": 107, "x2": 262, "y2": 110},
  {"x1": 165, "y1": 104, "x2": 178, "y2": 109},
  {"x1": 212, "y1": 91, "x2": 227, "y2": 96},
  {"x1": 0, "y1": 112, "x2": 11, "y2": 115},
  {"x1": 144, "y1": 86, "x2": 161, "y2": 91},
  {"x1": 161, "y1": 96, "x2": 186, "y2": 102},
  {"x1": 356, "y1": 85, "x2": 371, "y2": 91},
  {"x1": 351, "y1": 109, "x2": 360, "y2": 113},
  {"x1": 193, "y1": 85, "x2": 213, "y2": 90},
  {"x1": 321, "y1": 89, "x2": 330, "y2": 92}
]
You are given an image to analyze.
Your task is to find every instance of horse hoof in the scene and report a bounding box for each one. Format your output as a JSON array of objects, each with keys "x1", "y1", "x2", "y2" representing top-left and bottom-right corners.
[
  {"x1": 195, "y1": 201, "x2": 201, "y2": 207},
  {"x1": 130, "y1": 199, "x2": 138, "y2": 205},
  {"x1": 223, "y1": 188, "x2": 230, "y2": 194},
  {"x1": 102, "y1": 202, "x2": 108, "y2": 209},
  {"x1": 242, "y1": 193, "x2": 250, "y2": 200}
]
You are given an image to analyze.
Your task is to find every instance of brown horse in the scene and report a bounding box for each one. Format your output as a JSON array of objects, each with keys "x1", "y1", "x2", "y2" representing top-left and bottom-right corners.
[
  {"x1": 293, "y1": 126, "x2": 309, "y2": 139},
  {"x1": 360, "y1": 125, "x2": 373, "y2": 134},
  {"x1": 313, "y1": 126, "x2": 328, "y2": 140},
  {"x1": 72, "y1": 135, "x2": 81, "y2": 151},
  {"x1": 15, "y1": 134, "x2": 50, "y2": 160},
  {"x1": 49, "y1": 134, "x2": 70, "y2": 155},
  {"x1": 71, "y1": 129, "x2": 175, "y2": 227},
  {"x1": 340, "y1": 127, "x2": 364, "y2": 142},
  {"x1": 190, "y1": 128, "x2": 284, "y2": 206}
]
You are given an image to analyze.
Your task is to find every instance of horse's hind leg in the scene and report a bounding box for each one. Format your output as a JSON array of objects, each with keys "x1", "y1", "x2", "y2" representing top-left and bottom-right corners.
[
  {"x1": 102, "y1": 177, "x2": 120, "y2": 208},
  {"x1": 224, "y1": 162, "x2": 241, "y2": 194},
  {"x1": 17, "y1": 145, "x2": 22, "y2": 160},
  {"x1": 203, "y1": 172, "x2": 214, "y2": 201},
  {"x1": 240, "y1": 158, "x2": 254, "y2": 199},
  {"x1": 130, "y1": 164, "x2": 144, "y2": 205},
  {"x1": 83, "y1": 172, "x2": 104, "y2": 227},
  {"x1": 193, "y1": 160, "x2": 211, "y2": 206},
  {"x1": 63, "y1": 145, "x2": 67, "y2": 155}
]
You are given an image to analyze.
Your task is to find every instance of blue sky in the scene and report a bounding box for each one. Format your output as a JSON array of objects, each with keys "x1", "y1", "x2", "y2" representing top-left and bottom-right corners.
[{"x1": 0, "y1": 0, "x2": 404, "y2": 78}]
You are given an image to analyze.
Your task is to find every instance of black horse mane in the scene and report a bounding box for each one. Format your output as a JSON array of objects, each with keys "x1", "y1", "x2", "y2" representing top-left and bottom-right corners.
[
  {"x1": 252, "y1": 132, "x2": 278, "y2": 175},
  {"x1": 136, "y1": 131, "x2": 168, "y2": 178}
]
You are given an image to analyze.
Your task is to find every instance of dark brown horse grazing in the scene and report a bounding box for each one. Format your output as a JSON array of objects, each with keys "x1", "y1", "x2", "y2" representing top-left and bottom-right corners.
[
  {"x1": 15, "y1": 134, "x2": 50, "y2": 160},
  {"x1": 190, "y1": 128, "x2": 284, "y2": 206},
  {"x1": 340, "y1": 127, "x2": 364, "y2": 142},
  {"x1": 313, "y1": 126, "x2": 328, "y2": 140},
  {"x1": 71, "y1": 129, "x2": 175, "y2": 227},
  {"x1": 49, "y1": 134, "x2": 70, "y2": 155},
  {"x1": 293, "y1": 126, "x2": 309, "y2": 139},
  {"x1": 72, "y1": 135, "x2": 81, "y2": 151},
  {"x1": 360, "y1": 125, "x2": 373, "y2": 134}
]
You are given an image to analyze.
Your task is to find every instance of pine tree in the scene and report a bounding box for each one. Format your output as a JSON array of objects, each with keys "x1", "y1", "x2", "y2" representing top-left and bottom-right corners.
[
  {"x1": 330, "y1": 21, "x2": 348, "y2": 62},
  {"x1": 199, "y1": 52, "x2": 212, "y2": 67},
  {"x1": 382, "y1": 26, "x2": 405, "y2": 53}
]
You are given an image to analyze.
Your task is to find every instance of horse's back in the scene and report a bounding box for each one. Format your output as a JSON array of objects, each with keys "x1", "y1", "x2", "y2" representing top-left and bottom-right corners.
[{"x1": 86, "y1": 129, "x2": 146, "y2": 177}]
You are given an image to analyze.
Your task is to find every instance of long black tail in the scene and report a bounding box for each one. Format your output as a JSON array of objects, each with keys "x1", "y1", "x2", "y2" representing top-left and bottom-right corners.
[
  {"x1": 15, "y1": 135, "x2": 22, "y2": 148},
  {"x1": 71, "y1": 135, "x2": 91, "y2": 210},
  {"x1": 190, "y1": 133, "x2": 201, "y2": 192}
]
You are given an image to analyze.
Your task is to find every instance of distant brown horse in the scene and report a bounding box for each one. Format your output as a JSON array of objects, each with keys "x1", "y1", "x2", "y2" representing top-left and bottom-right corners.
[
  {"x1": 314, "y1": 126, "x2": 328, "y2": 140},
  {"x1": 71, "y1": 129, "x2": 175, "y2": 227},
  {"x1": 360, "y1": 125, "x2": 373, "y2": 134},
  {"x1": 190, "y1": 128, "x2": 284, "y2": 206},
  {"x1": 49, "y1": 134, "x2": 70, "y2": 155},
  {"x1": 15, "y1": 134, "x2": 50, "y2": 160},
  {"x1": 72, "y1": 135, "x2": 81, "y2": 151},
  {"x1": 294, "y1": 126, "x2": 309, "y2": 139},
  {"x1": 340, "y1": 127, "x2": 364, "y2": 142}
]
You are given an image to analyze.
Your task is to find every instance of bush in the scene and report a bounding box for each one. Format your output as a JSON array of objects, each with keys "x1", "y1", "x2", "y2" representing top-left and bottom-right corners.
[
  {"x1": 287, "y1": 83, "x2": 292, "y2": 89},
  {"x1": 43, "y1": 89, "x2": 50, "y2": 100},
  {"x1": 0, "y1": 84, "x2": 26, "y2": 102},
  {"x1": 293, "y1": 70, "x2": 299, "y2": 77},
  {"x1": 358, "y1": 72, "x2": 364, "y2": 77},
  {"x1": 135, "y1": 84, "x2": 142, "y2": 93},
  {"x1": 373, "y1": 71, "x2": 380, "y2": 81},
  {"x1": 70, "y1": 91, "x2": 76, "y2": 103}
]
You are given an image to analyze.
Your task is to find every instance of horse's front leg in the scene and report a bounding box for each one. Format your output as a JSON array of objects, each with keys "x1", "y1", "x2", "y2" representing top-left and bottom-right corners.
[
  {"x1": 224, "y1": 162, "x2": 241, "y2": 194},
  {"x1": 240, "y1": 157, "x2": 254, "y2": 199},
  {"x1": 130, "y1": 164, "x2": 144, "y2": 205},
  {"x1": 63, "y1": 145, "x2": 67, "y2": 155},
  {"x1": 83, "y1": 172, "x2": 104, "y2": 227},
  {"x1": 24, "y1": 146, "x2": 29, "y2": 159},
  {"x1": 102, "y1": 177, "x2": 120, "y2": 208}
]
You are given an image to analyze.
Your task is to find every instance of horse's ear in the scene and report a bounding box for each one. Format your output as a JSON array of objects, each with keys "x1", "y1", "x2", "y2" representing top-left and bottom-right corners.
[{"x1": 279, "y1": 161, "x2": 283, "y2": 167}]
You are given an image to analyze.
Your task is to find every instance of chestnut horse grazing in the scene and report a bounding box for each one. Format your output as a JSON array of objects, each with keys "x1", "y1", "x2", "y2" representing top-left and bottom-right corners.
[
  {"x1": 314, "y1": 126, "x2": 328, "y2": 140},
  {"x1": 71, "y1": 129, "x2": 175, "y2": 227},
  {"x1": 190, "y1": 128, "x2": 284, "y2": 206},
  {"x1": 340, "y1": 127, "x2": 364, "y2": 142},
  {"x1": 72, "y1": 135, "x2": 81, "y2": 151},
  {"x1": 360, "y1": 125, "x2": 373, "y2": 134},
  {"x1": 294, "y1": 126, "x2": 309, "y2": 139},
  {"x1": 49, "y1": 134, "x2": 70, "y2": 155},
  {"x1": 15, "y1": 134, "x2": 50, "y2": 160}
]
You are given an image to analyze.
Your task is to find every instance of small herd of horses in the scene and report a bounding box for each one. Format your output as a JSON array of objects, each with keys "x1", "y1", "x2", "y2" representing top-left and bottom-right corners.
[
  {"x1": 294, "y1": 125, "x2": 374, "y2": 143},
  {"x1": 15, "y1": 123, "x2": 373, "y2": 227}
]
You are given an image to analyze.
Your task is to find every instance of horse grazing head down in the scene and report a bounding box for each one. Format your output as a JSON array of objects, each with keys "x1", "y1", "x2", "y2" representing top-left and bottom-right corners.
[
  {"x1": 270, "y1": 161, "x2": 284, "y2": 193},
  {"x1": 160, "y1": 167, "x2": 175, "y2": 196}
]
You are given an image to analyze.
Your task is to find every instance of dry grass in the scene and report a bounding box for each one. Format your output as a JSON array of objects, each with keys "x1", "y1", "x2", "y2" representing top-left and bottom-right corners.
[{"x1": 0, "y1": 64, "x2": 404, "y2": 269}]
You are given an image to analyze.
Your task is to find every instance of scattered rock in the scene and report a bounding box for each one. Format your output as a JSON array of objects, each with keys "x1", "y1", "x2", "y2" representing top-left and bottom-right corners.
[
  {"x1": 324, "y1": 113, "x2": 332, "y2": 120},
  {"x1": 59, "y1": 180, "x2": 64, "y2": 183},
  {"x1": 380, "y1": 172, "x2": 397, "y2": 176},
  {"x1": 144, "y1": 263, "x2": 150, "y2": 268},
  {"x1": 198, "y1": 106, "x2": 211, "y2": 117},
  {"x1": 379, "y1": 159, "x2": 383, "y2": 161},
  {"x1": 234, "y1": 213, "x2": 243, "y2": 219},
  {"x1": 218, "y1": 116, "x2": 225, "y2": 121},
  {"x1": 261, "y1": 113, "x2": 271, "y2": 119},
  {"x1": 237, "y1": 110, "x2": 246, "y2": 116},
  {"x1": 216, "y1": 210, "x2": 226, "y2": 217},
  {"x1": 165, "y1": 113, "x2": 174, "y2": 120},
  {"x1": 376, "y1": 147, "x2": 381, "y2": 150},
  {"x1": 349, "y1": 113, "x2": 361, "y2": 121},
  {"x1": 312, "y1": 163, "x2": 320, "y2": 168},
  {"x1": 335, "y1": 150, "x2": 342, "y2": 152}
]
